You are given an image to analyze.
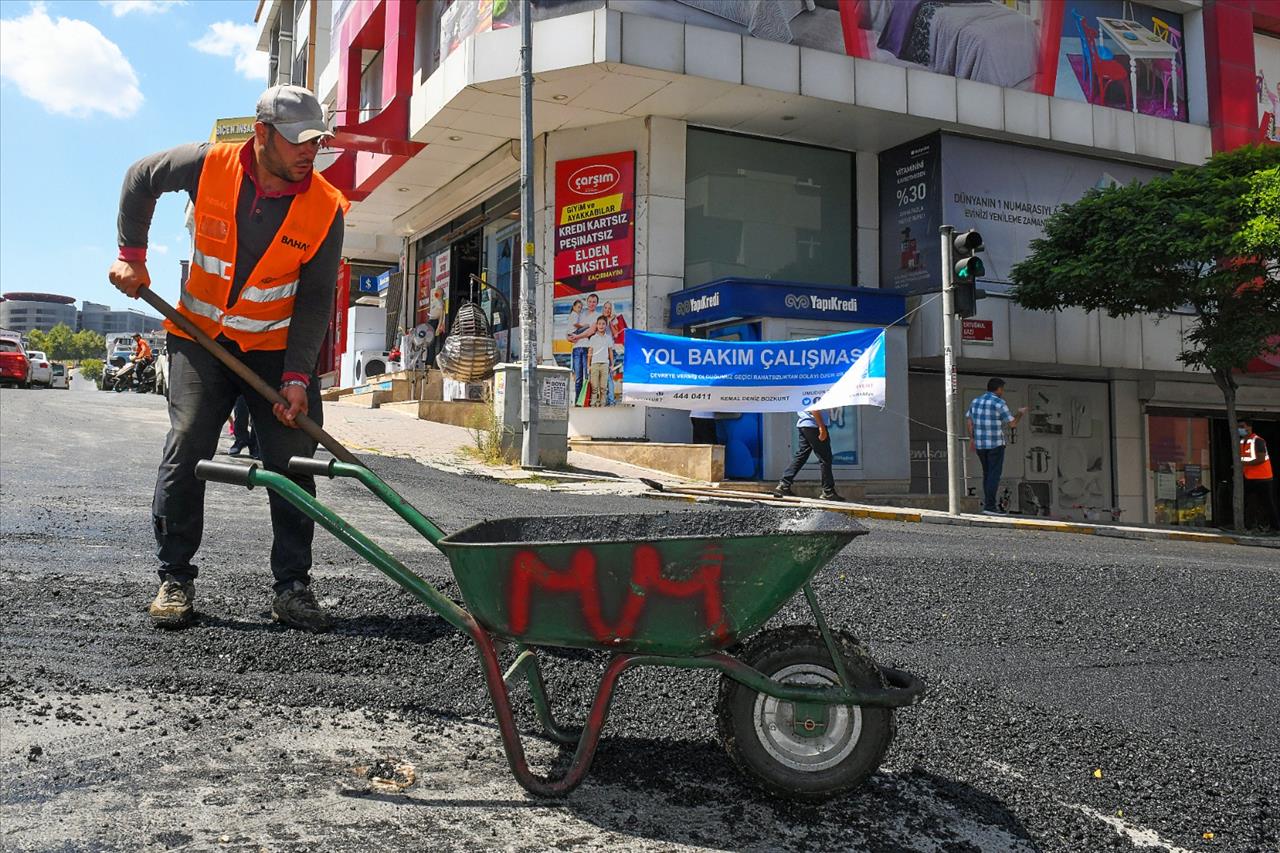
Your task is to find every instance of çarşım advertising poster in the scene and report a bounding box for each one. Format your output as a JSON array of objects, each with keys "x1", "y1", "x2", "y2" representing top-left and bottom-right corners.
[{"x1": 552, "y1": 150, "x2": 635, "y2": 408}]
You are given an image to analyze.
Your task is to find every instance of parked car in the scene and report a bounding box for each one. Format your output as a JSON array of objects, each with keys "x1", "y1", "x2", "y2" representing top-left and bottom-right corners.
[
  {"x1": 25, "y1": 350, "x2": 53, "y2": 387},
  {"x1": 0, "y1": 338, "x2": 31, "y2": 388},
  {"x1": 49, "y1": 362, "x2": 69, "y2": 389}
]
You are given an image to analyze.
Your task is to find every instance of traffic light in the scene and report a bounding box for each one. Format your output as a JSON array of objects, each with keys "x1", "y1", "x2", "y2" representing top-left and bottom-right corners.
[{"x1": 952, "y1": 229, "x2": 985, "y2": 319}]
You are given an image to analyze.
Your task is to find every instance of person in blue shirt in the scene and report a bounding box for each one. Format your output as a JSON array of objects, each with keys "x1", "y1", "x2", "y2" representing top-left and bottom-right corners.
[
  {"x1": 965, "y1": 377, "x2": 1028, "y2": 515},
  {"x1": 775, "y1": 408, "x2": 843, "y2": 501}
]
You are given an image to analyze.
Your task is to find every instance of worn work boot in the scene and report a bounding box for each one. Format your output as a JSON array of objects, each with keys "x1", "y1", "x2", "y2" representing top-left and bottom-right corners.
[
  {"x1": 820, "y1": 491, "x2": 846, "y2": 502},
  {"x1": 271, "y1": 582, "x2": 332, "y2": 633},
  {"x1": 148, "y1": 576, "x2": 195, "y2": 628},
  {"x1": 773, "y1": 483, "x2": 794, "y2": 498}
]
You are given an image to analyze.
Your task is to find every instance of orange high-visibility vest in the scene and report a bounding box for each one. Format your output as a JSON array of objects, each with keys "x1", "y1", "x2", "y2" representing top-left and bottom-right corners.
[
  {"x1": 134, "y1": 338, "x2": 152, "y2": 360},
  {"x1": 169, "y1": 143, "x2": 348, "y2": 352},
  {"x1": 1240, "y1": 434, "x2": 1273, "y2": 480}
]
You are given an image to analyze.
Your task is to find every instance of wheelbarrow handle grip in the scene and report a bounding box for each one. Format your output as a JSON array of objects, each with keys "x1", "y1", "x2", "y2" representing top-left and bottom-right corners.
[
  {"x1": 288, "y1": 455, "x2": 335, "y2": 478},
  {"x1": 195, "y1": 459, "x2": 259, "y2": 488}
]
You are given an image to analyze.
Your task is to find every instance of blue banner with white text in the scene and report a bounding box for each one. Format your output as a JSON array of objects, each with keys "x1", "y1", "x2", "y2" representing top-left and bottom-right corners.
[{"x1": 623, "y1": 329, "x2": 886, "y2": 413}]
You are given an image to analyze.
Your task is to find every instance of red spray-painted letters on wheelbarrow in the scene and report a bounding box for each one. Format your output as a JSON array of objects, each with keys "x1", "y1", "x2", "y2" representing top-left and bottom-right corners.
[{"x1": 508, "y1": 543, "x2": 730, "y2": 644}]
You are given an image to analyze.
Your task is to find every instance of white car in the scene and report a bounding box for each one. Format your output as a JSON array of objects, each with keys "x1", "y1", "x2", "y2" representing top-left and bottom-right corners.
[
  {"x1": 49, "y1": 362, "x2": 69, "y2": 389},
  {"x1": 25, "y1": 350, "x2": 52, "y2": 387}
]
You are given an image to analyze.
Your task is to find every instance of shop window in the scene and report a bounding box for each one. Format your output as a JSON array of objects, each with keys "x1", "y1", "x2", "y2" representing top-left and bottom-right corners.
[
  {"x1": 685, "y1": 129, "x2": 854, "y2": 288},
  {"x1": 1148, "y1": 415, "x2": 1213, "y2": 527}
]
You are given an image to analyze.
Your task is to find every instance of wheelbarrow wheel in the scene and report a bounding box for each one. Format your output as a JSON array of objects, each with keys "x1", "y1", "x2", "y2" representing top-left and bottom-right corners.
[{"x1": 715, "y1": 625, "x2": 894, "y2": 800}]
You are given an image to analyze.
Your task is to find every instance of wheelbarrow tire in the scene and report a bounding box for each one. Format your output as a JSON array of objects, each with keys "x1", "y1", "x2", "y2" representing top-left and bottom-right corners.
[{"x1": 715, "y1": 625, "x2": 894, "y2": 801}]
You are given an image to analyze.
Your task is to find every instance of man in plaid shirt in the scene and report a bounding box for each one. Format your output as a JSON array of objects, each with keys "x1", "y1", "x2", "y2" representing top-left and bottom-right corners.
[{"x1": 965, "y1": 377, "x2": 1028, "y2": 515}]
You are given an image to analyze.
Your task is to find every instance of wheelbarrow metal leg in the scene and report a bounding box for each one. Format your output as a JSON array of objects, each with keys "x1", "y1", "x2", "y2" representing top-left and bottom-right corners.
[
  {"x1": 471, "y1": 625, "x2": 631, "y2": 797},
  {"x1": 503, "y1": 646, "x2": 582, "y2": 746},
  {"x1": 801, "y1": 582, "x2": 855, "y2": 689}
]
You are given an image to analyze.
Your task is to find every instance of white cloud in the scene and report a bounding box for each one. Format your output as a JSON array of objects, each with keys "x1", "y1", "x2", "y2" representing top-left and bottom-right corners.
[
  {"x1": 0, "y1": 3, "x2": 143, "y2": 118},
  {"x1": 191, "y1": 21, "x2": 267, "y2": 82},
  {"x1": 150, "y1": 243, "x2": 170, "y2": 255},
  {"x1": 99, "y1": 1, "x2": 186, "y2": 17}
]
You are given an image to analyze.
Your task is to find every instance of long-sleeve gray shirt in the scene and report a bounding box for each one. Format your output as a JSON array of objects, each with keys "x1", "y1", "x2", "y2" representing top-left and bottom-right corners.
[{"x1": 117, "y1": 142, "x2": 344, "y2": 378}]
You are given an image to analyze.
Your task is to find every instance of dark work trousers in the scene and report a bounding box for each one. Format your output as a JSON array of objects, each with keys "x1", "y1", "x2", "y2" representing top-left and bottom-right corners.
[
  {"x1": 975, "y1": 446, "x2": 1006, "y2": 511},
  {"x1": 153, "y1": 333, "x2": 322, "y2": 592},
  {"x1": 779, "y1": 426, "x2": 835, "y2": 493},
  {"x1": 231, "y1": 395, "x2": 259, "y2": 457},
  {"x1": 1243, "y1": 477, "x2": 1280, "y2": 531},
  {"x1": 691, "y1": 417, "x2": 717, "y2": 445}
]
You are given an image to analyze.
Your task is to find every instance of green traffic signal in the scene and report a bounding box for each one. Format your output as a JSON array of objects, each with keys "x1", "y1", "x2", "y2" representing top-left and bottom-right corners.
[{"x1": 955, "y1": 256, "x2": 986, "y2": 279}]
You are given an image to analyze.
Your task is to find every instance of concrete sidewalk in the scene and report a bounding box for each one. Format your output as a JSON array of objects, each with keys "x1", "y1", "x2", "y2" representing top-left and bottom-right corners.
[{"x1": 322, "y1": 400, "x2": 1279, "y2": 550}]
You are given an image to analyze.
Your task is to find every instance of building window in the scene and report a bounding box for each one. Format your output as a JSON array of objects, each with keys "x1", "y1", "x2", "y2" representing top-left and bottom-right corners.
[
  {"x1": 292, "y1": 38, "x2": 308, "y2": 87},
  {"x1": 685, "y1": 129, "x2": 854, "y2": 289},
  {"x1": 359, "y1": 50, "x2": 384, "y2": 121}
]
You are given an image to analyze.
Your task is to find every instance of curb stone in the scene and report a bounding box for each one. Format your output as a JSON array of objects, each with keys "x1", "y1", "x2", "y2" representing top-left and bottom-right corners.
[{"x1": 637, "y1": 490, "x2": 1279, "y2": 550}]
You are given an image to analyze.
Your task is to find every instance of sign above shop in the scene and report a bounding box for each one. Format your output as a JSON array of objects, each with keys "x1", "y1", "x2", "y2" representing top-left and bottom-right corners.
[
  {"x1": 879, "y1": 133, "x2": 1166, "y2": 295},
  {"x1": 962, "y1": 318, "x2": 994, "y2": 344},
  {"x1": 667, "y1": 279, "x2": 906, "y2": 329},
  {"x1": 358, "y1": 275, "x2": 379, "y2": 294}
]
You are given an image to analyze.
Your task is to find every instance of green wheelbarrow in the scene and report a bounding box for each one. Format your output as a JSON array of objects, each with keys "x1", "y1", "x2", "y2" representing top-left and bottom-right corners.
[{"x1": 195, "y1": 457, "x2": 925, "y2": 800}]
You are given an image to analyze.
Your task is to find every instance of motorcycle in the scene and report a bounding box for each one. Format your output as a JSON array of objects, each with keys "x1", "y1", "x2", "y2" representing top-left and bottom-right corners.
[{"x1": 113, "y1": 358, "x2": 157, "y2": 394}]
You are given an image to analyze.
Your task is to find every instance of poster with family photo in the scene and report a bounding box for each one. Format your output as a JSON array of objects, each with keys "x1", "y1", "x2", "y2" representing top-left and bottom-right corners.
[
  {"x1": 1027, "y1": 384, "x2": 1064, "y2": 435},
  {"x1": 552, "y1": 286, "x2": 632, "y2": 408}
]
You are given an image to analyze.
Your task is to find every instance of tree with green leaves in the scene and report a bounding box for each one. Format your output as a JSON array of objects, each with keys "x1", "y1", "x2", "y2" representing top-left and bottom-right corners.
[
  {"x1": 25, "y1": 328, "x2": 49, "y2": 356},
  {"x1": 37, "y1": 324, "x2": 76, "y2": 361},
  {"x1": 1011, "y1": 145, "x2": 1280, "y2": 531},
  {"x1": 71, "y1": 329, "x2": 106, "y2": 362}
]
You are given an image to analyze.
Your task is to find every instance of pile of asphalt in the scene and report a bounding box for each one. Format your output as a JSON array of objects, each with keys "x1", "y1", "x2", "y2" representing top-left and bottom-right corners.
[{"x1": 3, "y1": 450, "x2": 1276, "y2": 851}]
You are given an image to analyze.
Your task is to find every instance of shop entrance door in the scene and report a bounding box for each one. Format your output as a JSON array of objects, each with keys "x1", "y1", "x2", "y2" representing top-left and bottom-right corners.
[
  {"x1": 450, "y1": 231, "x2": 482, "y2": 330},
  {"x1": 1212, "y1": 415, "x2": 1280, "y2": 529}
]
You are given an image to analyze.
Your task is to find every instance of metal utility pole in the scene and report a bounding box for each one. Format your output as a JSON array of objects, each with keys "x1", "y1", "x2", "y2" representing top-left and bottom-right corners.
[
  {"x1": 939, "y1": 225, "x2": 961, "y2": 515},
  {"x1": 519, "y1": 0, "x2": 540, "y2": 468}
]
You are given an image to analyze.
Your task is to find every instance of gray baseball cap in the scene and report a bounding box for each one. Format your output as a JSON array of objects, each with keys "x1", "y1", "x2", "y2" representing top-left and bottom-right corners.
[{"x1": 256, "y1": 85, "x2": 333, "y2": 143}]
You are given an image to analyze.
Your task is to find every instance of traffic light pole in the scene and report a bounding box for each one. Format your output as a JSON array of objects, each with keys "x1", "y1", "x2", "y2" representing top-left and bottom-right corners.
[{"x1": 939, "y1": 225, "x2": 962, "y2": 516}]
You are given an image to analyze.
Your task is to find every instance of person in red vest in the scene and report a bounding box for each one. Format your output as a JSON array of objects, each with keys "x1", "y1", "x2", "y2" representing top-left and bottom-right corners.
[
  {"x1": 108, "y1": 85, "x2": 348, "y2": 631},
  {"x1": 1239, "y1": 419, "x2": 1279, "y2": 532}
]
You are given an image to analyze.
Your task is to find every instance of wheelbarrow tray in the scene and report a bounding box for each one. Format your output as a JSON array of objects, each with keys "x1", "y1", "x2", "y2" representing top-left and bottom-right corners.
[{"x1": 438, "y1": 508, "x2": 866, "y2": 656}]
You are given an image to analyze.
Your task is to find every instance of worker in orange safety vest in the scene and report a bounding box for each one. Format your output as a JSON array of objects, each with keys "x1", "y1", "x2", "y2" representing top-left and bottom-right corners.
[
  {"x1": 1238, "y1": 419, "x2": 1279, "y2": 531},
  {"x1": 108, "y1": 85, "x2": 349, "y2": 632}
]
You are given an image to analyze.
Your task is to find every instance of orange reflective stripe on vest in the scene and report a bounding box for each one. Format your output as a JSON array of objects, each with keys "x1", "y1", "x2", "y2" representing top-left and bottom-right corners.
[
  {"x1": 168, "y1": 142, "x2": 349, "y2": 352},
  {"x1": 1240, "y1": 435, "x2": 1273, "y2": 480}
]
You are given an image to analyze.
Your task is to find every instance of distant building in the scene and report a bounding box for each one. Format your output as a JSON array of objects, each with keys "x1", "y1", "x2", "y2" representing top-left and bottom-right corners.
[
  {"x1": 0, "y1": 292, "x2": 78, "y2": 334},
  {"x1": 78, "y1": 300, "x2": 164, "y2": 336}
]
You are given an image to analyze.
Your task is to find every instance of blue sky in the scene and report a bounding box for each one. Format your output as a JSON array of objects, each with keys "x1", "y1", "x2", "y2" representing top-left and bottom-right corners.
[{"x1": 0, "y1": 0, "x2": 268, "y2": 317}]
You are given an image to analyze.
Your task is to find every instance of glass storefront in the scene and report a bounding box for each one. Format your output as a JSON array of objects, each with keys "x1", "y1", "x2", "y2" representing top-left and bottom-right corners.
[
  {"x1": 1147, "y1": 415, "x2": 1213, "y2": 527},
  {"x1": 684, "y1": 129, "x2": 854, "y2": 288},
  {"x1": 408, "y1": 185, "x2": 520, "y2": 353}
]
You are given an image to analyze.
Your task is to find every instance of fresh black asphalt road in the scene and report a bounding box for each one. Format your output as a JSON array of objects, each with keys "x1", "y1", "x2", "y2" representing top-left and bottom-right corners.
[{"x1": 1, "y1": 384, "x2": 1277, "y2": 852}]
